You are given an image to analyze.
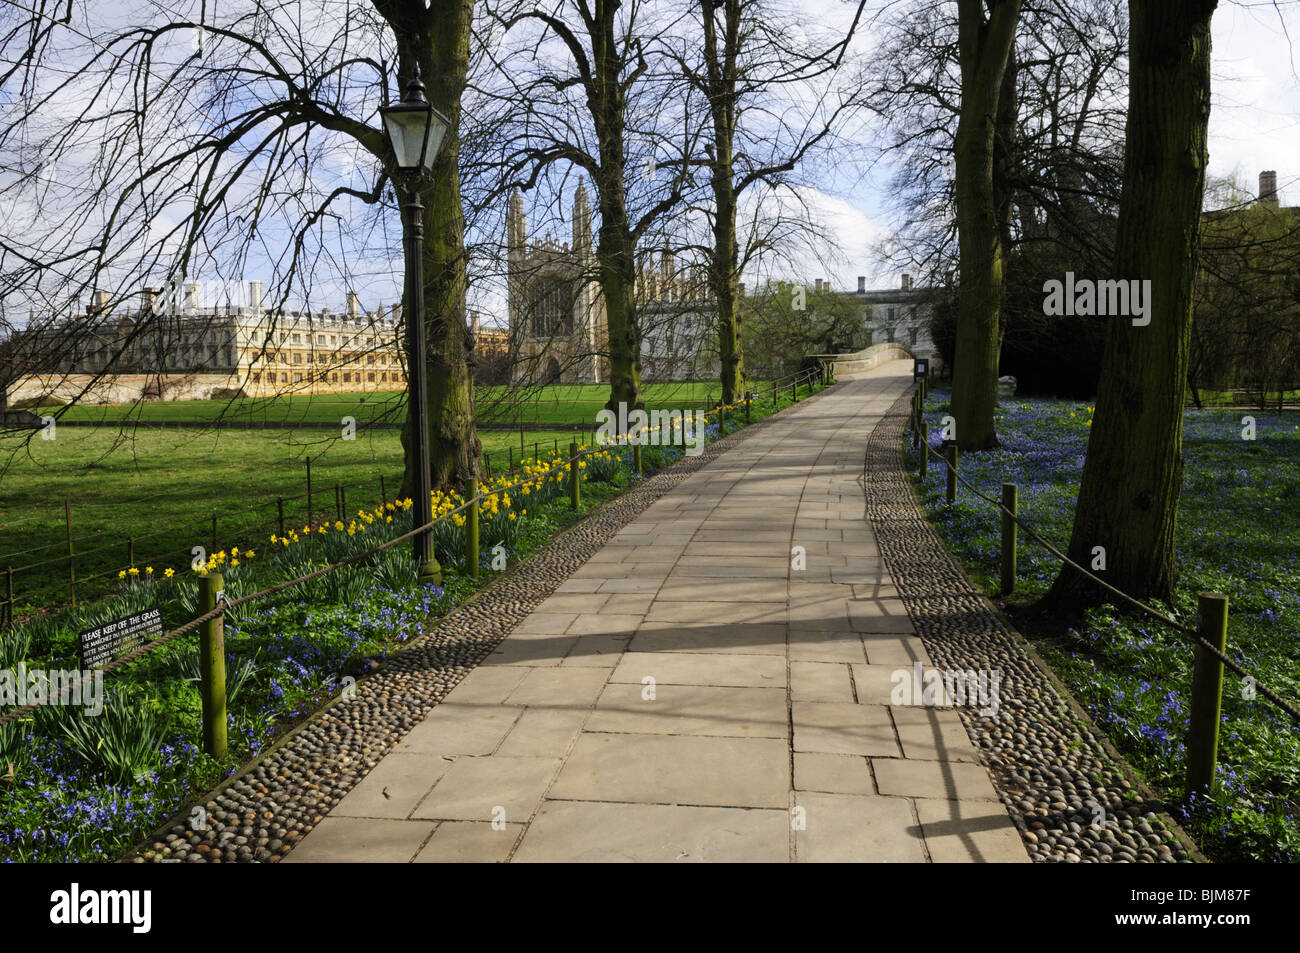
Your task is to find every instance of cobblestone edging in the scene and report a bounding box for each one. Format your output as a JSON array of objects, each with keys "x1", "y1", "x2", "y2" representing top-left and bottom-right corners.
[
  {"x1": 863, "y1": 388, "x2": 1195, "y2": 863},
  {"x1": 133, "y1": 390, "x2": 832, "y2": 863}
]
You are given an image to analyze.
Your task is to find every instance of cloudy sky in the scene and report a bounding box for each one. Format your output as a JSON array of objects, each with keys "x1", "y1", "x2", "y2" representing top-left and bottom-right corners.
[
  {"x1": 791, "y1": 0, "x2": 1300, "y2": 298},
  {"x1": 4, "y1": 1, "x2": 1299, "y2": 329}
]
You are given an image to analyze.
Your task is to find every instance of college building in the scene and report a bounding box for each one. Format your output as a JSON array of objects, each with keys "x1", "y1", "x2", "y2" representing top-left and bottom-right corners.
[
  {"x1": 506, "y1": 183, "x2": 718, "y2": 384},
  {"x1": 5, "y1": 283, "x2": 414, "y2": 405}
]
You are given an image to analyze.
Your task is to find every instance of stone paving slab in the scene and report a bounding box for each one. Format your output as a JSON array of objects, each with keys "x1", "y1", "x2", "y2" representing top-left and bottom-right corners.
[{"x1": 287, "y1": 361, "x2": 1029, "y2": 863}]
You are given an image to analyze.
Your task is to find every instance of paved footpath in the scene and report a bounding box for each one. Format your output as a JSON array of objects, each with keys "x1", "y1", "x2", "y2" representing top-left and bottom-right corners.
[{"x1": 286, "y1": 359, "x2": 1029, "y2": 862}]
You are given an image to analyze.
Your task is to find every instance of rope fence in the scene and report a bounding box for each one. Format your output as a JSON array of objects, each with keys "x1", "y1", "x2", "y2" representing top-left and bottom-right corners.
[
  {"x1": 0, "y1": 374, "x2": 830, "y2": 739},
  {"x1": 905, "y1": 382, "x2": 1300, "y2": 799}
]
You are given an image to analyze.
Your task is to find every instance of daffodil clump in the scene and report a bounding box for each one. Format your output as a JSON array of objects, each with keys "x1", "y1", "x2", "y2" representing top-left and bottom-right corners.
[{"x1": 110, "y1": 402, "x2": 749, "y2": 594}]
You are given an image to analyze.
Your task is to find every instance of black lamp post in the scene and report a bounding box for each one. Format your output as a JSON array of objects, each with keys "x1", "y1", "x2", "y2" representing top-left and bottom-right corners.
[{"x1": 381, "y1": 66, "x2": 451, "y2": 583}]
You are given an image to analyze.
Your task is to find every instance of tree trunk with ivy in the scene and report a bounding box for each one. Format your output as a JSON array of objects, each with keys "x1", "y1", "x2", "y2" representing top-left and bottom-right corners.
[
  {"x1": 1046, "y1": 0, "x2": 1217, "y2": 608},
  {"x1": 704, "y1": 0, "x2": 745, "y2": 406},
  {"x1": 950, "y1": 0, "x2": 1020, "y2": 452},
  {"x1": 592, "y1": 2, "x2": 644, "y2": 413}
]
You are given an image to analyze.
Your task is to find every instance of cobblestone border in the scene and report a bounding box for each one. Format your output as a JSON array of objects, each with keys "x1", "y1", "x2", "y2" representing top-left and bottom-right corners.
[
  {"x1": 129, "y1": 387, "x2": 835, "y2": 863},
  {"x1": 864, "y1": 387, "x2": 1200, "y2": 863}
]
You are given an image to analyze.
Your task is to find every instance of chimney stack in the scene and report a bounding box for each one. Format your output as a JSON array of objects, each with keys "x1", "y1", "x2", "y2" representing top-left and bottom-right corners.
[
  {"x1": 470, "y1": 310, "x2": 480, "y2": 336},
  {"x1": 390, "y1": 303, "x2": 401, "y2": 326},
  {"x1": 249, "y1": 280, "x2": 263, "y2": 317},
  {"x1": 901, "y1": 273, "x2": 913, "y2": 291},
  {"x1": 91, "y1": 290, "x2": 110, "y2": 314},
  {"x1": 347, "y1": 291, "x2": 360, "y2": 320},
  {"x1": 1260, "y1": 170, "x2": 1279, "y2": 208},
  {"x1": 814, "y1": 279, "x2": 823, "y2": 294},
  {"x1": 185, "y1": 283, "x2": 200, "y2": 313},
  {"x1": 857, "y1": 276, "x2": 866, "y2": 293}
]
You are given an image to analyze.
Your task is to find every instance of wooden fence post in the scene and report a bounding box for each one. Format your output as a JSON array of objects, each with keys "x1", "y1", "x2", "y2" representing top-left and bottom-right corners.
[
  {"x1": 1186, "y1": 593, "x2": 1229, "y2": 797},
  {"x1": 198, "y1": 573, "x2": 228, "y2": 759},
  {"x1": 277, "y1": 497, "x2": 285, "y2": 537},
  {"x1": 569, "y1": 442, "x2": 580, "y2": 510},
  {"x1": 919, "y1": 422, "x2": 928, "y2": 480},
  {"x1": 380, "y1": 474, "x2": 387, "y2": 503},
  {"x1": 65, "y1": 498, "x2": 76, "y2": 607},
  {"x1": 465, "y1": 476, "x2": 479, "y2": 581},
  {"x1": 306, "y1": 456, "x2": 313, "y2": 524},
  {"x1": 1000, "y1": 483, "x2": 1017, "y2": 596},
  {"x1": 944, "y1": 442, "x2": 958, "y2": 504}
]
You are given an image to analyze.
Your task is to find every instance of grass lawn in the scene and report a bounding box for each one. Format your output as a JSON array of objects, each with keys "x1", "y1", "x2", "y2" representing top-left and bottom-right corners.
[
  {"x1": 0, "y1": 425, "x2": 591, "y2": 613},
  {"x1": 911, "y1": 386, "x2": 1300, "y2": 862},
  {"x1": 38, "y1": 380, "x2": 755, "y2": 428}
]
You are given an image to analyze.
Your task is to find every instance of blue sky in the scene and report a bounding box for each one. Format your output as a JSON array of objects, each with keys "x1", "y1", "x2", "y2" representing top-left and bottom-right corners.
[{"x1": 4, "y1": 0, "x2": 1300, "y2": 330}]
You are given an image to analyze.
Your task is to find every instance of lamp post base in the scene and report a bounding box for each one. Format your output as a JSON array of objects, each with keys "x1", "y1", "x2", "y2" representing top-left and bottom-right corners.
[{"x1": 418, "y1": 557, "x2": 443, "y2": 586}]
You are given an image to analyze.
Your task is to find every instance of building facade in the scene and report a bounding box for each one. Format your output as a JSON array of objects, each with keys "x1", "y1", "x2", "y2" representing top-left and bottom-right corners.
[
  {"x1": 5, "y1": 282, "x2": 411, "y2": 405},
  {"x1": 842, "y1": 273, "x2": 942, "y2": 366},
  {"x1": 506, "y1": 183, "x2": 717, "y2": 384}
]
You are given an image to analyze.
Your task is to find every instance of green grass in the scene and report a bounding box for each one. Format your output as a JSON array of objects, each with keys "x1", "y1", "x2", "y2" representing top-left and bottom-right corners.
[
  {"x1": 0, "y1": 426, "x2": 578, "y2": 612},
  {"x1": 1188, "y1": 388, "x2": 1300, "y2": 408},
  {"x1": 37, "y1": 380, "x2": 754, "y2": 428},
  {"x1": 4, "y1": 380, "x2": 780, "y2": 611},
  {"x1": 910, "y1": 387, "x2": 1300, "y2": 862}
]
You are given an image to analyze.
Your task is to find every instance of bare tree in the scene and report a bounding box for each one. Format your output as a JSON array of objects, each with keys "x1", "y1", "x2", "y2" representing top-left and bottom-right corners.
[
  {"x1": 670, "y1": 0, "x2": 869, "y2": 405},
  {"x1": 869, "y1": 0, "x2": 1129, "y2": 392},
  {"x1": 483, "y1": 0, "x2": 701, "y2": 412},
  {"x1": 0, "y1": 0, "x2": 479, "y2": 494},
  {"x1": 949, "y1": 0, "x2": 1021, "y2": 450}
]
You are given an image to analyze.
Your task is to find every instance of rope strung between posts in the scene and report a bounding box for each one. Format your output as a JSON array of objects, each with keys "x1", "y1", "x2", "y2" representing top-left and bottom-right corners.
[
  {"x1": 0, "y1": 414, "x2": 756, "y2": 729},
  {"x1": 915, "y1": 410, "x2": 1300, "y2": 727},
  {"x1": 1, "y1": 385, "x2": 813, "y2": 728}
]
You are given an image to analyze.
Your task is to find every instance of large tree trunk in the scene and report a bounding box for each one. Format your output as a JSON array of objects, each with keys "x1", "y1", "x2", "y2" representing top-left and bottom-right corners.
[
  {"x1": 1046, "y1": 0, "x2": 1217, "y2": 608},
  {"x1": 950, "y1": 0, "x2": 1020, "y2": 452},
  {"x1": 705, "y1": 0, "x2": 744, "y2": 406},
  {"x1": 396, "y1": 0, "x2": 480, "y2": 497},
  {"x1": 592, "y1": 1, "x2": 643, "y2": 412},
  {"x1": 713, "y1": 186, "x2": 744, "y2": 405},
  {"x1": 598, "y1": 202, "x2": 644, "y2": 412}
]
